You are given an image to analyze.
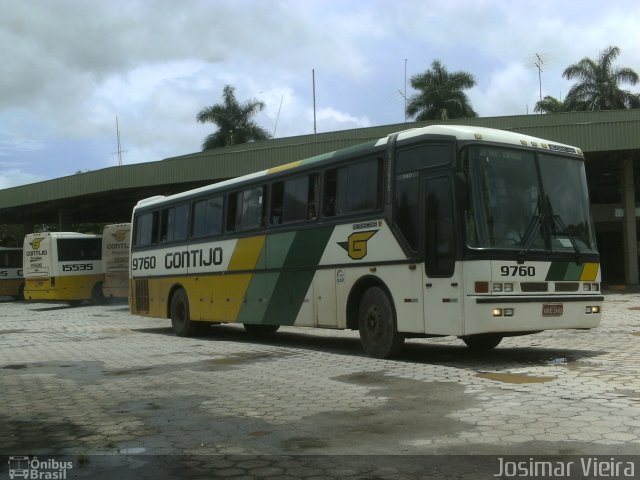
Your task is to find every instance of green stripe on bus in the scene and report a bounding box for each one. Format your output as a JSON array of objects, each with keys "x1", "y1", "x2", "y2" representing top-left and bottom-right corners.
[
  {"x1": 545, "y1": 262, "x2": 568, "y2": 281},
  {"x1": 236, "y1": 232, "x2": 297, "y2": 325},
  {"x1": 263, "y1": 226, "x2": 335, "y2": 325},
  {"x1": 563, "y1": 262, "x2": 584, "y2": 281},
  {"x1": 545, "y1": 261, "x2": 586, "y2": 281}
]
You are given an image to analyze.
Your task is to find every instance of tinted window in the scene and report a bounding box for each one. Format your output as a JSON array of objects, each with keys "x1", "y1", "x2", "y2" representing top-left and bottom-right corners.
[
  {"x1": 395, "y1": 172, "x2": 419, "y2": 251},
  {"x1": 271, "y1": 174, "x2": 318, "y2": 225},
  {"x1": 228, "y1": 186, "x2": 265, "y2": 232},
  {"x1": 58, "y1": 238, "x2": 102, "y2": 262},
  {"x1": 324, "y1": 158, "x2": 381, "y2": 217},
  {"x1": 134, "y1": 212, "x2": 159, "y2": 247},
  {"x1": 192, "y1": 196, "x2": 223, "y2": 238},
  {"x1": 397, "y1": 144, "x2": 452, "y2": 174},
  {"x1": 160, "y1": 205, "x2": 189, "y2": 242},
  {"x1": 0, "y1": 250, "x2": 22, "y2": 268},
  {"x1": 425, "y1": 177, "x2": 455, "y2": 277}
]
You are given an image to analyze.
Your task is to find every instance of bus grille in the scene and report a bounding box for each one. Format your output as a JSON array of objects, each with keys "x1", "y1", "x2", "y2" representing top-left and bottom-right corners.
[
  {"x1": 555, "y1": 282, "x2": 579, "y2": 292},
  {"x1": 134, "y1": 279, "x2": 150, "y2": 313},
  {"x1": 520, "y1": 282, "x2": 548, "y2": 292}
]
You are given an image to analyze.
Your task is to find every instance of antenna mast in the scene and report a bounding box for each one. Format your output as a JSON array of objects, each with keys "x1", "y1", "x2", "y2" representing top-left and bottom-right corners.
[
  {"x1": 534, "y1": 53, "x2": 544, "y2": 103},
  {"x1": 114, "y1": 116, "x2": 126, "y2": 166}
]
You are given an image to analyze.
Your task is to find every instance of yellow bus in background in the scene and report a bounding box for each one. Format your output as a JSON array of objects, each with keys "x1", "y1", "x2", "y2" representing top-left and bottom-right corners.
[
  {"x1": 23, "y1": 232, "x2": 105, "y2": 305},
  {"x1": 102, "y1": 223, "x2": 131, "y2": 299},
  {"x1": 0, "y1": 246, "x2": 24, "y2": 300}
]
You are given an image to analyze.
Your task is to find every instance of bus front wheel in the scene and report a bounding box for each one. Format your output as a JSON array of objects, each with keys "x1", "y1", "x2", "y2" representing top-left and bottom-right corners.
[
  {"x1": 170, "y1": 289, "x2": 197, "y2": 337},
  {"x1": 462, "y1": 334, "x2": 502, "y2": 350},
  {"x1": 358, "y1": 286, "x2": 404, "y2": 359}
]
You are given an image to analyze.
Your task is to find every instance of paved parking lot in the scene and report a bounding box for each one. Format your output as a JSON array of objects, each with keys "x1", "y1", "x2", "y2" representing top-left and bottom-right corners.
[{"x1": 1, "y1": 292, "x2": 639, "y2": 478}]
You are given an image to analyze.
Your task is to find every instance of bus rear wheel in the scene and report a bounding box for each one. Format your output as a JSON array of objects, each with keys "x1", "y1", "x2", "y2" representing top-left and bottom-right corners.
[
  {"x1": 170, "y1": 288, "x2": 197, "y2": 337},
  {"x1": 462, "y1": 334, "x2": 502, "y2": 350},
  {"x1": 358, "y1": 286, "x2": 404, "y2": 359},
  {"x1": 91, "y1": 282, "x2": 106, "y2": 305}
]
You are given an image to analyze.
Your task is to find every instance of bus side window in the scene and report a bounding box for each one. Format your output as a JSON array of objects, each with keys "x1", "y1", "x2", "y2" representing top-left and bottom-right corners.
[
  {"x1": 323, "y1": 170, "x2": 337, "y2": 217},
  {"x1": 192, "y1": 196, "x2": 223, "y2": 237},
  {"x1": 160, "y1": 205, "x2": 189, "y2": 242},
  {"x1": 270, "y1": 181, "x2": 284, "y2": 225},
  {"x1": 395, "y1": 171, "x2": 419, "y2": 251},
  {"x1": 228, "y1": 186, "x2": 266, "y2": 231},
  {"x1": 425, "y1": 176, "x2": 456, "y2": 277},
  {"x1": 134, "y1": 212, "x2": 158, "y2": 247},
  {"x1": 324, "y1": 158, "x2": 381, "y2": 217}
]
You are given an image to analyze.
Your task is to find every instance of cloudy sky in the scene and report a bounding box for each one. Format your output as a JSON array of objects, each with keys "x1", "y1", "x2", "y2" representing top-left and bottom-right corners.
[{"x1": 1, "y1": 0, "x2": 639, "y2": 189}]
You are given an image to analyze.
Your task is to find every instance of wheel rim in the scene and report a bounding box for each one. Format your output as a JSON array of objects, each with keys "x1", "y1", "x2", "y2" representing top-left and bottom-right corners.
[
  {"x1": 364, "y1": 304, "x2": 384, "y2": 339},
  {"x1": 173, "y1": 301, "x2": 186, "y2": 326}
]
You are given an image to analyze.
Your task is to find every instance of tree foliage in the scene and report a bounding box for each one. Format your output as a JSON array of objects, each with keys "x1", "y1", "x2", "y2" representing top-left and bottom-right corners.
[
  {"x1": 197, "y1": 85, "x2": 272, "y2": 150},
  {"x1": 534, "y1": 95, "x2": 569, "y2": 114},
  {"x1": 563, "y1": 45, "x2": 640, "y2": 111},
  {"x1": 406, "y1": 60, "x2": 477, "y2": 121}
]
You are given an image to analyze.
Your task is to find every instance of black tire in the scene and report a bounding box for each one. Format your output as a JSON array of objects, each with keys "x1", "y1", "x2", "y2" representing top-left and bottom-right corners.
[
  {"x1": 462, "y1": 333, "x2": 503, "y2": 350},
  {"x1": 91, "y1": 282, "x2": 106, "y2": 305},
  {"x1": 358, "y1": 286, "x2": 404, "y2": 359},
  {"x1": 243, "y1": 324, "x2": 280, "y2": 335},
  {"x1": 170, "y1": 288, "x2": 197, "y2": 337}
]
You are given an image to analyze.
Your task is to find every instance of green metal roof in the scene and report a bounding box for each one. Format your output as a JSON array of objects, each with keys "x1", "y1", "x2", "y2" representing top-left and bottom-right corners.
[{"x1": 1, "y1": 109, "x2": 639, "y2": 224}]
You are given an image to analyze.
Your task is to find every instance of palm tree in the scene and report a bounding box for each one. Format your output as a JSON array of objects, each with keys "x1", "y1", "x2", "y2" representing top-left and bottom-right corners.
[
  {"x1": 197, "y1": 85, "x2": 272, "y2": 150},
  {"x1": 563, "y1": 46, "x2": 640, "y2": 111},
  {"x1": 534, "y1": 95, "x2": 569, "y2": 114},
  {"x1": 406, "y1": 60, "x2": 478, "y2": 120}
]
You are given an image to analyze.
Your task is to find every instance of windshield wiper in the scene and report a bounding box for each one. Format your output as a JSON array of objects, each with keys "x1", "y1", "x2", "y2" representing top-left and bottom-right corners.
[
  {"x1": 517, "y1": 200, "x2": 544, "y2": 263},
  {"x1": 551, "y1": 214, "x2": 584, "y2": 264}
]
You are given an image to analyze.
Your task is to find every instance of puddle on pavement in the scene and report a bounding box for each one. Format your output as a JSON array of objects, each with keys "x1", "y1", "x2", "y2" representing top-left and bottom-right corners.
[
  {"x1": 207, "y1": 357, "x2": 244, "y2": 366},
  {"x1": 99, "y1": 327, "x2": 132, "y2": 334},
  {"x1": 105, "y1": 367, "x2": 153, "y2": 376},
  {"x1": 283, "y1": 437, "x2": 329, "y2": 450},
  {"x1": 205, "y1": 351, "x2": 290, "y2": 368},
  {"x1": 117, "y1": 447, "x2": 147, "y2": 454},
  {"x1": 476, "y1": 371, "x2": 556, "y2": 384},
  {"x1": 2, "y1": 364, "x2": 28, "y2": 370}
]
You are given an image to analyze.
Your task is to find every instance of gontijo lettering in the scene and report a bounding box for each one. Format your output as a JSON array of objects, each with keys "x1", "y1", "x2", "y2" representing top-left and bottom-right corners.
[{"x1": 165, "y1": 247, "x2": 223, "y2": 269}]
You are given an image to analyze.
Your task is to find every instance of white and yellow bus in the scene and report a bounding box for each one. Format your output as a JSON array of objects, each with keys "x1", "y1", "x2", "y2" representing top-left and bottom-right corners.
[
  {"x1": 129, "y1": 125, "x2": 603, "y2": 358},
  {"x1": 0, "y1": 246, "x2": 24, "y2": 300},
  {"x1": 102, "y1": 223, "x2": 131, "y2": 299},
  {"x1": 23, "y1": 232, "x2": 105, "y2": 305}
]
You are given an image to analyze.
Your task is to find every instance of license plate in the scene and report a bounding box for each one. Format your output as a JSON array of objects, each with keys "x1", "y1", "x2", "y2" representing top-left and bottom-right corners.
[{"x1": 543, "y1": 303, "x2": 563, "y2": 317}]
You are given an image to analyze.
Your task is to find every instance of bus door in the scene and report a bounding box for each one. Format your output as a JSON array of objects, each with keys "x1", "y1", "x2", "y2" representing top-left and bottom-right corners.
[{"x1": 422, "y1": 175, "x2": 463, "y2": 336}]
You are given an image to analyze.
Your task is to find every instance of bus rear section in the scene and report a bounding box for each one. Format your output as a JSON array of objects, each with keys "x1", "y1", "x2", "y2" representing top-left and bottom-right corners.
[
  {"x1": 102, "y1": 223, "x2": 131, "y2": 299},
  {"x1": 0, "y1": 246, "x2": 24, "y2": 300},
  {"x1": 23, "y1": 232, "x2": 105, "y2": 304}
]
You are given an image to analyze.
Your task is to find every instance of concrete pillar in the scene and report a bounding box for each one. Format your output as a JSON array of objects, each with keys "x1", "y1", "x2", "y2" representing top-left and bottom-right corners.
[{"x1": 621, "y1": 157, "x2": 638, "y2": 285}]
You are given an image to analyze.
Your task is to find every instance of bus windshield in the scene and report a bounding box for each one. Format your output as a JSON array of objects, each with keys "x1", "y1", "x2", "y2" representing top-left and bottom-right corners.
[{"x1": 465, "y1": 145, "x2": 597, "y2": 254}]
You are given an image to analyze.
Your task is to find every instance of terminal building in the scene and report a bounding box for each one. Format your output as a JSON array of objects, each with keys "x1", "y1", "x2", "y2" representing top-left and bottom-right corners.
[{"x1": 1, "y1": 110, "x2": 639, "y2": 285}]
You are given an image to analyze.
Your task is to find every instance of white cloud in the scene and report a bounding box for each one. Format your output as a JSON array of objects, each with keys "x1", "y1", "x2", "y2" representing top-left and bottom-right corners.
[{"x1": 0, "y1": 0, "x2": 639, "y2": 186}]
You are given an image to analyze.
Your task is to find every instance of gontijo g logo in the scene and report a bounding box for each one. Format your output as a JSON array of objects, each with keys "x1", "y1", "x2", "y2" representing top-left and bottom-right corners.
[
  {"x1": 29, "y1": 237, "x2": 45, "y2": 250},
  {"x1": 112, "y1": 230, "x2": 127, "y2": 242},
  {"x1": 338, "y1": 230, "x2": 377, "y2": 260}
]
